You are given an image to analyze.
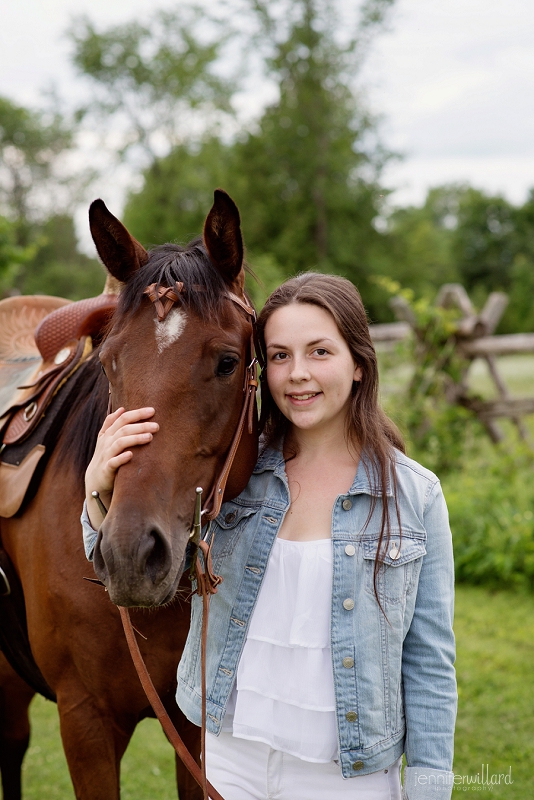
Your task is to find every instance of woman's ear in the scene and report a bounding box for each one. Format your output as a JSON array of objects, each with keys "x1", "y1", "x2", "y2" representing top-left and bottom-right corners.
[{"x1": 353, "y1": 364, "x2": 363, "y2": 382}]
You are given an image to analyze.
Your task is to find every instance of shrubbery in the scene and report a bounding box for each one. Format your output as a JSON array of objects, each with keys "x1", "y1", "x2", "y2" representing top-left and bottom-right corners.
[
  {"x1": 378, "y1": 281, "x2": 534, "y2": 593},
  {"x1": 442, "y1": 446, "x2": 534, "y2": 592}
]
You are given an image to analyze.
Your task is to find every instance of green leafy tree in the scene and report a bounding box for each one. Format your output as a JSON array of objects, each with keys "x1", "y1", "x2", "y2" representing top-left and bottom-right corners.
[
  {"x1": 503, "y1": 189, "x2": 534, "y2": 332},
  {"x1": 230, "y1": 0, "x2": 395, "y2": 301},
  {"x1": 378, "y1": 184, "x2": 520, "y2": 307},
  {"x1": 124, "y1": 137, "x2": 232, "y2": 245},
  {"x1": 232, "y1": 0, "x2": 379, "y2": 278},
  {"x1": 68, "y1": 9, "x2": 235, "y2": 163},
  {"x1": 122, "y1": 0, "x2": 397, "y2": 314},
  {"x1": 122, "y1": 137, "x2": 285, "y2": 306},
  {"x1": 19, "y1": 215, "x2": 106, "y2": 300},
  {"x1": 0, "y1": 97, "x2": 98, "y2": 299},
  {"x1": 0, "y1": 95, "x2": 77, "y2": 244},
  {"x1": 380, "y1": 183, "x2": 534, "y2": 332},
  {"x1": 452, "y1": 187, "x2": 519, "y2": 298},
  {"x1": 0, "y1": 215, "x2": 34, "y2": 296},
  {"x1": 380, "y1": 186, "x2": 459, "y2": 298}
]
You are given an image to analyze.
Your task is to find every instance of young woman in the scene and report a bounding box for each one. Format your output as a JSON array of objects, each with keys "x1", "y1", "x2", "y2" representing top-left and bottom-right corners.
[{"x1": 82, "y1": 273, "x2": 457, "y2": 800}]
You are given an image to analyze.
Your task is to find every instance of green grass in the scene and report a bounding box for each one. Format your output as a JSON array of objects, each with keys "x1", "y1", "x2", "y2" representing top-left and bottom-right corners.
[
  {"x1": 14, "y1": 586, "x2": 534, "y2": 799},
  {"x1": 453, "y1": 587, "x2": 534, "y2": 797},
  {"x1": 20, "y1": 709, "x2": 176, "y2": 798}
]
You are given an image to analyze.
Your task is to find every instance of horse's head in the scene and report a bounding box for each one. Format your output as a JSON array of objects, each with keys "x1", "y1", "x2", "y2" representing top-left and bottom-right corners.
[{"x1": 89, "y1": 190, "x2": 258, "y2": 607}]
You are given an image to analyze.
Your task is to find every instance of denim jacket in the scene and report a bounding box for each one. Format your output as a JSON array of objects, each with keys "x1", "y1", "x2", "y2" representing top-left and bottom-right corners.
[
  {"x1": 81, "y1": 445, "x2": 456, "y2": 799},
  {"x1": 176, "y1": 445, "x2": 456, "y2": 798}
]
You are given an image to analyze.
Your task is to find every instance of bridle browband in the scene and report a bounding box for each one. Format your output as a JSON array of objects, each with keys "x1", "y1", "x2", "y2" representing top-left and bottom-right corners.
[{"x1": 115, "y1": 279, "x2": 259, "y2": 800}]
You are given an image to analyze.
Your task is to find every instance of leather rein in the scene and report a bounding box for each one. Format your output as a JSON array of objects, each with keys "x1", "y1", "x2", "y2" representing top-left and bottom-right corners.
[{"x1": 114, "y1": 281, "x2": 258, "y2": 800}]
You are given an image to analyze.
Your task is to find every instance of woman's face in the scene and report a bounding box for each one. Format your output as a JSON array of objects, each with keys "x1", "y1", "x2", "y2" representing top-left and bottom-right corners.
[{"x1": 264, "y1": 302, "x2": 362, "y2": 436}]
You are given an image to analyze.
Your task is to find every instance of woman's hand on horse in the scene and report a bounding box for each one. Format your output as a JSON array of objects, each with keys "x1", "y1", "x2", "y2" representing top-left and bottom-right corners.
[{"x1": 85, "y1": 407, "x2": 159, "y2": 526}]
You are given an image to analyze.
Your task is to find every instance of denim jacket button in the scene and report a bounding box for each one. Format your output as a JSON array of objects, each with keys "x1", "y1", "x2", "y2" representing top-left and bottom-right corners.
[
  {"x1": 345, "y1": 711, "x2": 358, "y2": 722},
  {"x1": 344, "y1": 544, "x2": 356, "y2": 556},
  {"x1": 342, "y1": 657, "x2": 354, "y2": 668},
  {"x1": 389, "y1": 544, "x2": 400, "y2": 559},
  {"x1": 343, "y1": 598, "x2": 355, "y2": 610},
  {"x1": 225, "y1": 511, "x2": 237, "y2": 524},
  {"x1": 342, "y1": 499, "x2": 352, "y2": 511},
  {"x1": 352, "y1": 760, "x2": 364, "y2": 771}
]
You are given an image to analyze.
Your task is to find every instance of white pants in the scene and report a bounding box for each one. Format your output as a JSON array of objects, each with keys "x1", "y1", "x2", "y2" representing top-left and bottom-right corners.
[{"x1": 206, "y1": 732, "x2": 402, "y2": 800}]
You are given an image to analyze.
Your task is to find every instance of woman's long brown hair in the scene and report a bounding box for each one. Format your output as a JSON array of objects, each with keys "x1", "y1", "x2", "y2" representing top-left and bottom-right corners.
[{"x1": 256, "y1": 272, "x2": 405, "y2": 610}]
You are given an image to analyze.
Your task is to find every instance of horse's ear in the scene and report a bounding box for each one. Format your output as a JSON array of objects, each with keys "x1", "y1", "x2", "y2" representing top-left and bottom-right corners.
[
  {"x1": 89, "y1": 199, "x2": 149, "y2": 283},
  {"x1": 203, "y1": 189, "x2": 245, "y2": 294}
]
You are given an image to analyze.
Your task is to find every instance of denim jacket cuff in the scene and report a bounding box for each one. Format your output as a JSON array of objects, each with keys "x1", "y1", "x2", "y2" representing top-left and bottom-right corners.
[
  {"x1": 81, "y1": 500, "x2": 98, "y2": 562},
  {"x1": 403, "y1": 767, "x2": 454, "y2": 800}
]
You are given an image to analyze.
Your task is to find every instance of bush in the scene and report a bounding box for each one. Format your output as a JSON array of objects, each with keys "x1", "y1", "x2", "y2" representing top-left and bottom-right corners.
[{"x1": 442, "y1": 447, "x2": 534, "y2": 592}]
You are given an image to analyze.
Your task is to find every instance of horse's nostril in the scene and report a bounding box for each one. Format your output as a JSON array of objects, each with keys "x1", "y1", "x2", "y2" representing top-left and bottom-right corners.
[
  {"x1": 144, "y1": 529, "x2": 171, "y2": 584},
  {"x1": 93, "y1": 532, "x2": 112, "y2": 581}
]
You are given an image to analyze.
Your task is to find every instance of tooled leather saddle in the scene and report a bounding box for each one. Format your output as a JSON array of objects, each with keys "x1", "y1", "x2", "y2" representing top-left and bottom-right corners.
[{"x1": 0, "y1": 292, "x2": 118, "y2": 517}]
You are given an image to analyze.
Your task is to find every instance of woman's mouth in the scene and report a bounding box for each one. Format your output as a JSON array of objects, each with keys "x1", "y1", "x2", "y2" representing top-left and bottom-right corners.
[{"x1": 287, "y1": 392, "x2": 321, "y2": 403}]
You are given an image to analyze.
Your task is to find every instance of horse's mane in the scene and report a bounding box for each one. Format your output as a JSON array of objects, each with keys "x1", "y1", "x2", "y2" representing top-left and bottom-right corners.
[
  {"x1": 55, "y1": 353, "x2": 109, "y2": 481},
  {"x1": 56, "y1": 239, "x2": 231, "y2": 481}
]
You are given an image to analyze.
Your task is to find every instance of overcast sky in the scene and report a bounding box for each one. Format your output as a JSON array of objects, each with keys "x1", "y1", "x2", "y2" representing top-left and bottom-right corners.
[{"x1": 1, "y1": 0, "x2": 533, "y2": 243}]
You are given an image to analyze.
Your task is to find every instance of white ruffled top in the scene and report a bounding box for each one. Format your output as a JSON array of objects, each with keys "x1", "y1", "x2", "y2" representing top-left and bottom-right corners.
[{"x1": 222, "y1": 536, "x2": 338, "y2": 763}]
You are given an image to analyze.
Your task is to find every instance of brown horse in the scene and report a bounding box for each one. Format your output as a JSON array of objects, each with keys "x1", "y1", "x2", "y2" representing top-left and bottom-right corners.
[{"x1": 0, "y1": 190, "x2": 257, "y2": 799}]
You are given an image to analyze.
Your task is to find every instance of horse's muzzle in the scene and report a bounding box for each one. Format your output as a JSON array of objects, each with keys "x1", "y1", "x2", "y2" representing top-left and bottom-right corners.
[{"x1": 93, "y1": 520, "x2": 183, "y2": 607}]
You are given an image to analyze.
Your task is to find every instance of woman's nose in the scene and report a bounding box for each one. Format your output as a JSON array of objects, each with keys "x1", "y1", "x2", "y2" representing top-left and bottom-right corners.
[{"x1": 289, "y1": 357, "x2": 311, "y2": 382}]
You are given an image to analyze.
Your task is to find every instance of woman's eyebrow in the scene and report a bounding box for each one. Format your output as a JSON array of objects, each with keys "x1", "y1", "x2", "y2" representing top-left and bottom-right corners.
[
  {"x1": 266, "y1": 337, "x2": 335, "y2": 350},
  {"x1": 308, "y1": 338, "x2": 335, "y2": 347}
]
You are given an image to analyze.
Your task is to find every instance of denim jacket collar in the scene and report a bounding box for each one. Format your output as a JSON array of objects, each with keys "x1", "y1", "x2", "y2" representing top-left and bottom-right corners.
[{"x1": 254, "y1": 441, "x2": 393, "y2": 498}]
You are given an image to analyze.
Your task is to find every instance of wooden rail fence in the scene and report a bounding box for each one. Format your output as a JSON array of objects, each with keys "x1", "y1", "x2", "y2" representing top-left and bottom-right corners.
[{"x1": 369, "y1": 284, "x2": 534, "y2": 443}]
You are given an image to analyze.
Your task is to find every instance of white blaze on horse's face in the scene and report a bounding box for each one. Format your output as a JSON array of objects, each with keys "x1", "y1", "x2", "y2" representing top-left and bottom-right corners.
[{"x1": 154, "y1": 308, "x2": 187, "y2": 354}]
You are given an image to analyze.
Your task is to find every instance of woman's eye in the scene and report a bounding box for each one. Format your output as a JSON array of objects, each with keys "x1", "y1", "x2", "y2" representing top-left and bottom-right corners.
[
  {"x1": 272, "y1": 352, "x2": 288, "y2": 361},
  {"x1": 217, "y1": 356, "x2": 239, "y2": 376},
  {"x1": 314, "y1": 348, "x2": 328, "y2": 356}
]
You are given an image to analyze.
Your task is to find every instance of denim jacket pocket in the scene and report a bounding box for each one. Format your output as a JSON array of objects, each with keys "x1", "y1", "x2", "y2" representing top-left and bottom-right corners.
[
  {"x1": 210, "y1": 502, "x2": 261, "y2": 563},
  {"x1": 362, "y1": 533, "x2": 426, "y2": 603}
]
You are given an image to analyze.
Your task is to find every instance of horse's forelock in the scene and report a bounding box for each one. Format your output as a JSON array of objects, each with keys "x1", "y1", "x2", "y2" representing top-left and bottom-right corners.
[{"x1": 115, "y1": 239, "x2": 228, "y2": 323}]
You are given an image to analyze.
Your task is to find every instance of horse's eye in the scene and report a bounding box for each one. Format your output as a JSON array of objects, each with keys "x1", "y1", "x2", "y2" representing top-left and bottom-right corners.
[
  {"x1": 217, "y1": 356, "x2": 239, "y2": 377},
  {"x1": 100, "y1": 362, "x2": 107, "y2": 378}
]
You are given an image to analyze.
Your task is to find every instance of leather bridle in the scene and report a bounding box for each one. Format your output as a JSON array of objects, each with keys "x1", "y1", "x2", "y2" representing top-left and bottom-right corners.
[
  {"x1": 143, "y1": 280, "x2": 258, "y2": 521},
  {"x1": 116, "y1": 281, "x2": 259, "y2": 800}
]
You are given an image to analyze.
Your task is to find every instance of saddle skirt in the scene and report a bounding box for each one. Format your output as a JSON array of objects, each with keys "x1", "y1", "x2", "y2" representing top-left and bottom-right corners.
[
  {"x1": 0, "y1": 296, "x2": 71, "y2": 424},
  {"x1": 0, "y1": 292, "x2": 118, "y2": 517}
]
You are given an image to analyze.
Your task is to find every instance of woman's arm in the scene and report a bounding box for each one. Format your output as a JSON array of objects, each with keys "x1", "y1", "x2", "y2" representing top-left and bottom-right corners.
[{"x1": 402, "y1": 480, "x2": 457, "y2": 799}]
